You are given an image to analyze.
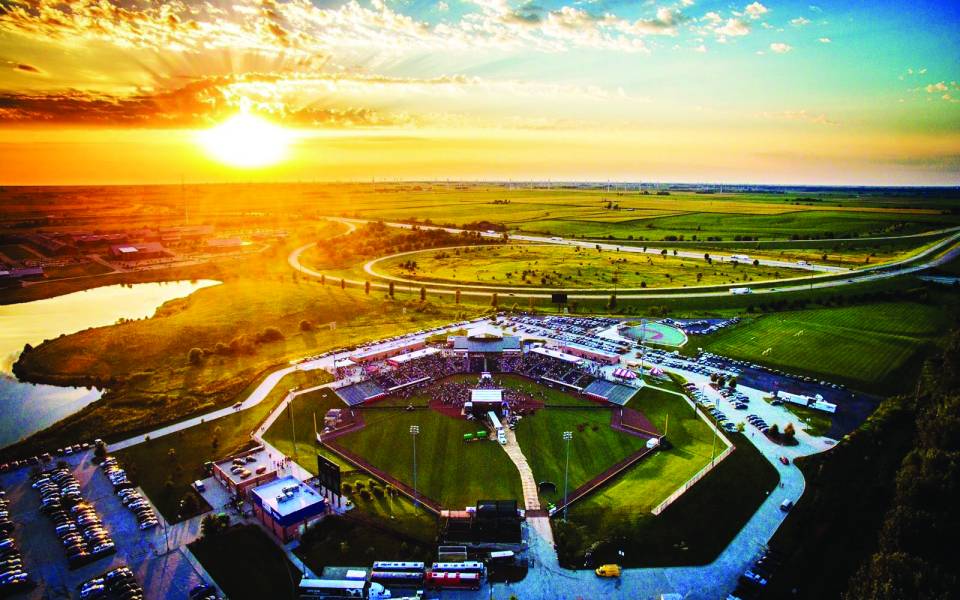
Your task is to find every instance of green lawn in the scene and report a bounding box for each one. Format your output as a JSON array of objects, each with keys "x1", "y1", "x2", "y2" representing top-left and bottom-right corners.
[
  {"x1": 569, "y1": 383, "x2": 717, "y2": 515},
  {"x1": 377, "y1": 243, "x2": 804, "y2": 289},
  {"x1": 334, "y1": 406, "x2": 524, "y2": 509},
  {"x1": 189, "y1": 525, "x2": 300, "y2": 600},
  {"x1": 513, "y1": 402, "x2": 651, "y2": 504},
  {"x1": 114, "y1": 368, "x2": 332, "y2": 522},
  {"x1": 698, "y1": 301, "x2": 952, "y2": 393},
  {"x1": 296, "y1": 514, "x2": 435, "y2": 574}
]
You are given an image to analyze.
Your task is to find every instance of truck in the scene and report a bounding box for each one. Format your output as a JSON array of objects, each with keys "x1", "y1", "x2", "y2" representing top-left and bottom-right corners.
[{"x1": 730, "y1": 287, "x2": 753, "y2": 295}]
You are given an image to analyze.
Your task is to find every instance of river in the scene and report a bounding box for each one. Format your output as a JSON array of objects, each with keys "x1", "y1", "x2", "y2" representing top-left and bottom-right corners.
[{"x1": 0, "y1": 280, "x2": 220, "y2": 449}]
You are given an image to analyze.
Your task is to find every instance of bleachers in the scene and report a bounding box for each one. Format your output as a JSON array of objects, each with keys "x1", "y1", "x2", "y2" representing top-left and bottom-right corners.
[
  {"x1": 336, "y1": 380, "x2": 387, "y2": 406},
  {"x1": 583, "y1": 379, "x2": 638, "y2": 406}
]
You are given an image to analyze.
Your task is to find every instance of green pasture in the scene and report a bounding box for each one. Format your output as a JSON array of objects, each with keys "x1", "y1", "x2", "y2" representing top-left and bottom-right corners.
[
  {"x1": 376, "y1": 244, "x2": 805, "y2": 289},
  {"x1": 698, "y1": 301, "x2": 953, "y2": 393}
]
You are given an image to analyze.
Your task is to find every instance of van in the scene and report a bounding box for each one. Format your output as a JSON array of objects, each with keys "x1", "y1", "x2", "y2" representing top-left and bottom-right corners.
[
  {"x1": 595, "y1": 564, "x2": 621, "y2": 578},
  {"x1": 497, "y1": 432, "x2": 507, "y2": 445}
]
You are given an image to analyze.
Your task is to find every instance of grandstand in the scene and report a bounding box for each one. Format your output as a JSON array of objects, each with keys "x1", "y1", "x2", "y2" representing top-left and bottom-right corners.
[
  {"x1": 583, "y1": 379, "x2": 639, "y2": 406},
  {"x1": 336, "y1": 380, "x2": 387, "y2": 406}
]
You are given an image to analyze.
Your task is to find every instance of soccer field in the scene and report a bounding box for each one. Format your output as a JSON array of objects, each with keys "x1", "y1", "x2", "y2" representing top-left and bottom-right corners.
[{"x1": 698, "y1": 301, "x2": 951, "y2": 392}]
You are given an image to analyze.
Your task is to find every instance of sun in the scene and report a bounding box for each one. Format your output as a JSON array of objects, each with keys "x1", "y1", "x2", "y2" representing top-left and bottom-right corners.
[{"x1": 198, "y1": 112, "x2": 292, "y2": 168}]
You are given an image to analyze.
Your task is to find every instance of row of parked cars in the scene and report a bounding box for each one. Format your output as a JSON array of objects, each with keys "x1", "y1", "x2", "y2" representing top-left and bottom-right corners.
[
  {"x1": 79, "y1": 564, "x2": 144, "y2": 600},
  {"x1": 32, "y1": 466, "x2": 116, "y2": 568},
  {"x1": 0, "y1": 442, "x2": 93, "y2": 474},
  {"x1": 0, "y1": 487, "x2": 31, "y2": 594},
  {"x1": 100, "y1": 457, "x2": 158, "y2": 531},
  {"x1": 683, "y1": 383, "x2": 739, "y2": 433},
  {"x1": 718, "y1": 386, "x2": 751, "y2": 410},
  {"x1": 746, "y1": 414, "x2": 772, "y2": 435},
  {"x1": 729, "y1": 547, "x2": 784, "y2": 599}
]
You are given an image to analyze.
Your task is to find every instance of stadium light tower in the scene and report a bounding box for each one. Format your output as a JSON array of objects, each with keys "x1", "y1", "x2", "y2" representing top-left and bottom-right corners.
[
  {"x1": 410, "y1": 425, "x2": 420, "y2": 507},
  {"x1": 562, "y1": 431, "x2": 573, "y2": 521}
]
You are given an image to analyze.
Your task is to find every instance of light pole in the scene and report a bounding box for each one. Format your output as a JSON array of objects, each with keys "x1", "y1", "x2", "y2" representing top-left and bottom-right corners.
[
  {"x1": 562, "y1": 431, "x2": 573, "y2": 521},
  {"x1": 410, "y1": 425, "x2": 420, "y2": 508}
]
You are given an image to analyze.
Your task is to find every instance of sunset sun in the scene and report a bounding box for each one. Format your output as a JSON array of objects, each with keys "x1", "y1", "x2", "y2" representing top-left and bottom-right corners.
[{"x1": 198, "y1": 112, "x2": 292, "y2": 168}]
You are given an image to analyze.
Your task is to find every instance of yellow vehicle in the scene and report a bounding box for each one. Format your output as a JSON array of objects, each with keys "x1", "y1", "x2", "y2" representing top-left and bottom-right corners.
[{"x1": 595, "y1": 564, "x2": 621, "y2": 578}]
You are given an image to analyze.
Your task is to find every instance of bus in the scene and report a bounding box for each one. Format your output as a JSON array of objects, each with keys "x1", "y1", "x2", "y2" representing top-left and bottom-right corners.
[
  {"x1": 369, "y1": 571, "x2": 424, "y2": 587},
  {"x1": 425, "y1": 571, "x2": 482, "y2": 590},
  {"x1": 371, "y1": 561, "x2": 425, "y2": 573},
  {"x1": 297, "y1": 579, "x2": 391, "y2": 599},
  {"x1": 431, "y1": 561, "x2": 486, "y2": 575}
]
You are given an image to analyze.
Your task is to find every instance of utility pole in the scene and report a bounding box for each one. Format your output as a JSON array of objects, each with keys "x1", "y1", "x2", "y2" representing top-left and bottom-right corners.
[
  {"x1": 410, "y1": 425, "x2": 420, "y2": 508},
  {"x1": 562, "y1": 431, "x2": 573, "y2": 520},
  {"x1": 288, "y1": 393, "x2": 298, "y2": 463}
]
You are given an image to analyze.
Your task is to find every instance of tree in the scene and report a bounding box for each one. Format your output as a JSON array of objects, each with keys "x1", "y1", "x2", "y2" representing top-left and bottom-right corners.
[
  {"x1": 769, "y1": 423, "x2": 780, "y2": 436},
  {"x1": 200, "y1": 513, "x2": 227, "y2": 538},
  {"x1": 340, "y1": 278, "x2": 346, "y2": 289},
  {"x1": 455, "y1": 289, "x2": 461, "y2": 304},
  {"x1": 388, "y1": 281, "x2": 395, "y2": 298},
  {"x1": 420, "y1": 286, "x2": 426, "y2": 301},
  {"x1": 320, "y1": 274, "x2": 326, "y2": 285},
  {"x1": 727, "y1": 377, "x2": 738, "y2": 390},
  {"x1": 299, "y1": 320, "x2": 313, "y2": 332},
  {"x1": 753, "y1": 258, "x2": 760, "y2": 267},
  {"x1": 180, "y1": 492, "x2": 199, "y2": 516},
  {"x1": 93, "y1": 439, "x2": 108, "y2": 461},
  {"x1": 365, "y1": 280, "x2": 370, "y2": 295},
  {"x1": 783, "y1": 422, "x2": 796, "y2": 439},
  {"x1": 608, "y1": 293, "x2": 617, "y2": 310},
  {"x1": 491, "y1": 292, "x2": 498, "y2": 308},
  {"x1": 188, "y1": 347, "x2": 203, "y2": 366}
]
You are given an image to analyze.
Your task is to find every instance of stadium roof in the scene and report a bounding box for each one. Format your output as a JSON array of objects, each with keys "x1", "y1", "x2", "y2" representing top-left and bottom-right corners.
[
  {"x1": 471, "y1": 389, "x2": 503, "y2": 403},
  {"x1": 452, "y1": 335, "x2": 521, "y2": 353},
  {"x1": 388, "y1": 346, "x2": 441, "y2": 365},
  {"x1": 530, "y1": 346, "x2": 582, "y2": 364}
]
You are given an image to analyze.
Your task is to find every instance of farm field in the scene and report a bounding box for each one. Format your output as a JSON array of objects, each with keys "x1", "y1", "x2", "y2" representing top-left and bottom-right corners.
[
  {"x1": 375, "y1": 244, "x2": 805, "y2": 289},
  {"x1": 698, "y1": 301, "x2": 954, "y2": 393}
]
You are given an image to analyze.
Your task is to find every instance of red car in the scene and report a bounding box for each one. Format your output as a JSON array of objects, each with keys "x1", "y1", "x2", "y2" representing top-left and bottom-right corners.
[{"x1": 779, "y1": 456, "x2": 790, "y2": 465}]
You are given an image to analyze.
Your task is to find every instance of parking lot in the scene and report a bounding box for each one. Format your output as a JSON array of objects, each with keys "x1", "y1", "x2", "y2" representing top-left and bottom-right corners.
[{"x1": 0, "y1": 451, "x2": 213, "y2": 599}]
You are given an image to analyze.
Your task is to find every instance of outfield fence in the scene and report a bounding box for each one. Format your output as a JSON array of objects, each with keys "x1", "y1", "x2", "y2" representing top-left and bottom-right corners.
[{"x1": 651, "y1": 444, "x2": 735, "y2": 515}]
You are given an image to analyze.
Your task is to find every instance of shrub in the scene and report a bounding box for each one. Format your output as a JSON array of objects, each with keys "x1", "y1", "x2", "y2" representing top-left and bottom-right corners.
[{"x1": 188, "y1": 347, "x2": 204, "y2": 365}]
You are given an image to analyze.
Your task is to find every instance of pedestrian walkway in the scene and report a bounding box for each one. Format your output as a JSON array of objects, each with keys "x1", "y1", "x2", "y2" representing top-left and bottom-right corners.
[{"x1": 499, "y1": 428, "x2": 541, "y2": 511}]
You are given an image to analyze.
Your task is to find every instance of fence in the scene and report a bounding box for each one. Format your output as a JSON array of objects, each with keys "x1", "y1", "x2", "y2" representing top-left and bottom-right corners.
[{"x1": 651, "y1": 443, "x2": 735, "y2": 515}]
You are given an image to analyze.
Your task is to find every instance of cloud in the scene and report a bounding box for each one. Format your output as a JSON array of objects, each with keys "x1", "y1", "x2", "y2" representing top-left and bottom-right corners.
[
  {"x1": 809, "y1": 5, "x2": 822, "y2": 13},
  {"x1": 759, "y1": 109, "x2": 837, "y2": 125},
  {"x1": 436, "y1": 2, "x2": 449, "y2": 11},
  {"x1": 694, "y1": 44, "x2": 706, "y2": 53},
  {"x1": 818, "y1": 37, "x2": 831, "y2": 43},
  {"x1": 770, "y1": 42, "x2": 793, "y2": 54},
  {"x1": 925, "y1": 81, "x2": 948, "y2": 93},
  {"x1": 6, "y1": 61, "x2": 42, "y2": 74},
  {"x1": 790, "y1": 17, "x2": 811, "y2": 27},
  {"x1": 715, "y1": 18, "x2": 750, "y2": 38},
  {"x1": 744, "y1": 2, "x2": 769, "y2": 20}
]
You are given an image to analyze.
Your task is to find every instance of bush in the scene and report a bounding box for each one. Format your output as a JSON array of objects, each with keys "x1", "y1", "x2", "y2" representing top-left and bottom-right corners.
[
  {"x1": 256, "y1": 327, "x2": 285, "y2": 343},
  {"x1": 299, "y1": 320, "x2": 313, "y2": 332},
  {"x1": 188, "y1": 347, "x2": 204, "y2": 365}
]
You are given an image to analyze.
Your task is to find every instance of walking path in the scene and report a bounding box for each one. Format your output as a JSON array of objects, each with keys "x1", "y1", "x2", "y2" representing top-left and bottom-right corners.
[{"x1": 499, "y1": 428, "x2": 541, "y2": 511}]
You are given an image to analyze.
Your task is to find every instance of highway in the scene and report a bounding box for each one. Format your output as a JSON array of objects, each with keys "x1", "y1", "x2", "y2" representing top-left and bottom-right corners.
[{"x1": 289, "y1": 218, "x2": 960, "y2": 299}]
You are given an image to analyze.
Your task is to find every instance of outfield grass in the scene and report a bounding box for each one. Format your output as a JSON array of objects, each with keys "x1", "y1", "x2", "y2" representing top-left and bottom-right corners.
[
  {"x1": 189, "y1": 525, "x2": 300, "y2": 600},
  {"x1": 698, "y1": 301, "x2": 952, "y2": 393},
  {"x1": 376, "y1": 244, "x2": 803, "y2": 289},
  {"x1": 513, "y1": 402, "x2": 651, "y2": 505},
  {"x1": 569, "y1": 383, "x2": 717, "y2": 515},
  {"x1": 334, "y1": 406, "x2": 524, "y2": 509}
]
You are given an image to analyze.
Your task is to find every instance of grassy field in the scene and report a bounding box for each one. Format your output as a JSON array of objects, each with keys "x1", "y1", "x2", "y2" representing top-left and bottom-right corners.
[
  {"x1": 189, "y1": 525, "x2": 300, "y2": 600},
  {"x1": 334, "y1": 405, "x2": 524, "y2": 509},
  {"x1": 296, "y1": 514, "x2": 436, "y2": 574},
  {"x1": 376, "y1": 244, "x2": 804, "y2": 289},
  {"x1": 115, "y1": 368, "x2": 332, "y2": 521},
  {"x1": 8, "y1": 280, "x2": 482, "y2": 458},
  {"x1": 698, "y1": 301, "x2": 954, "y2": 393},
  {"x1": 513, "y1": 402, "x2": 651, "y2": 505},
  {"x1": 569, "y1": 382, "x2": 717, "y2": 515}
]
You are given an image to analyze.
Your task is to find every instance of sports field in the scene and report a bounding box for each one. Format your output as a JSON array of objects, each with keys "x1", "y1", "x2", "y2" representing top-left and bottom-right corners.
[
  {"x1": 699, "y1": 301, "x2": 952, "y2": 392},
  {"x1": 334, "y1": 402, "x2": 524, "y2": 509},
  {"x1": 375, "y1": 244, "x2": 803, "y2": 289},
  {"x1": 625, "y1": 321, "x2": 687, "y2": 347}
]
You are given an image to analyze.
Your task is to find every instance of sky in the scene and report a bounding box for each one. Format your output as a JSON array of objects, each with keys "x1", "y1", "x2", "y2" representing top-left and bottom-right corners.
[{"x1": 0, "y1": 0, "x2": 958, "y2": 185}]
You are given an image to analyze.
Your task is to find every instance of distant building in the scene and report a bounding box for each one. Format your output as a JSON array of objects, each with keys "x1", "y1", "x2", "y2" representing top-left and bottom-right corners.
[
  {"x1": 205, "y1": 238, "x2": 245, "y2": 252},
  {"x1": 250, "y1": 475, "x2": 327, "y2": 542},
  {"x1": 109, "y1": 242, "x2": 167, "y2": 261}
]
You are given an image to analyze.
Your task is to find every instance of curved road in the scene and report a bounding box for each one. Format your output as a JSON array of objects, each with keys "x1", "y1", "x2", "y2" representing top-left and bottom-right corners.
[{"x1": 291, "y1": 219, "x2": 960, "y2": 299}]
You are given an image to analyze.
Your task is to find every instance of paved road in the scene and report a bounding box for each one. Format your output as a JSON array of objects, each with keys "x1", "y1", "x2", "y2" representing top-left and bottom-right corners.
[{"x1": 291, "y1": 218, "x2": 960, "y2": 299}]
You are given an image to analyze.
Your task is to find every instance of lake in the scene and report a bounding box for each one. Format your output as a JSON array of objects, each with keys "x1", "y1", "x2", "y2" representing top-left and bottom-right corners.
[{"x1": 0, "y1": 280, "x2": 220, "y2": 449}]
